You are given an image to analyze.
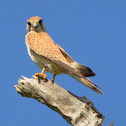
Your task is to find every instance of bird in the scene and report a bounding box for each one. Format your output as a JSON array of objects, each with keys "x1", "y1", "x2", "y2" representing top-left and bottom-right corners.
[{"x1": 25, "y1": 16, "x2": 103, "y2": 94}]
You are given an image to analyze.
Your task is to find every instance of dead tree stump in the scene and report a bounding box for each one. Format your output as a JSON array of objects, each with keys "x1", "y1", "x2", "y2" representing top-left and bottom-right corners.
[{"x1": 14, "y1": 76, "x2": 105, "y2": 126}]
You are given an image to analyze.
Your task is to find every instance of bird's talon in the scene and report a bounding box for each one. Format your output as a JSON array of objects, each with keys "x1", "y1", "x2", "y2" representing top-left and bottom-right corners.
[
  {"x1": 43, "y1": 74, "x2": 47, "y2": 79},
  {"x1": 51, "y1": 79, "x2": 54, "y2": 83},
  {"x1": 51, "y1": 74, "x2": 56, "y2": 84},
  {"x1": 35, "y1": 73, "x2": 47, "y2": 79}
]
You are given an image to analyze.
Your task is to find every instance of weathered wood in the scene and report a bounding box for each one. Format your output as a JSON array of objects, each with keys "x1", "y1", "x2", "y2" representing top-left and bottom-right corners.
[{"x1": 14, "y1": 76, "x2": 105, "y2": 126}]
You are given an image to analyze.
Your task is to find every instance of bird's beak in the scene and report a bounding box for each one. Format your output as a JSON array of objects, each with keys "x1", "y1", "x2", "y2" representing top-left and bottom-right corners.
[{"x1": 33, "y1": 23, "x2": 38, "y2": 28}]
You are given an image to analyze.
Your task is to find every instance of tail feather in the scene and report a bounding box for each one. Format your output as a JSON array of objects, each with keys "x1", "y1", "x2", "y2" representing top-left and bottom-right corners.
[
  {"x1": 71, "y1": 61, "x2": 95, "y2": 77},
  {"x1": 70, "y1": 74, "x2": 103, "y2": 94}
]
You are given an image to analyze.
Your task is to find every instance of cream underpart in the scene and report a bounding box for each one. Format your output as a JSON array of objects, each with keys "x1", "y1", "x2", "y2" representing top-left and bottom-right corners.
[{"x1": 26, "y1": 44, "x2": 65, "y2": 75}]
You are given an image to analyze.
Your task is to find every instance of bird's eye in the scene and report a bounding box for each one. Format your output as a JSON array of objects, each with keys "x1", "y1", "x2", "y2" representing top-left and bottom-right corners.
[
  {"x1": 39, "y1": 19, "x2": 42, "y2": 24},
  {"x1": 27, "y1": 22, "x2": 31, "y2": 26}
]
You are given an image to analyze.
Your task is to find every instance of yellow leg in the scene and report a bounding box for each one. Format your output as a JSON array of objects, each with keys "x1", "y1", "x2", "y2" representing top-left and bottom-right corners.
[
  {"x1": 51, "y1": 74, "x2": 56, "y2": 83},
  {"x1": 35, "y1": 66, "x2": 47, "y2": 79}
]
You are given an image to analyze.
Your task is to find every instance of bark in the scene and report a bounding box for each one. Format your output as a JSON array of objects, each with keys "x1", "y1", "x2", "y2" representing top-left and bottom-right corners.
[{"x1": 14, "y1": 76, "x2": 105, "y2": 126}]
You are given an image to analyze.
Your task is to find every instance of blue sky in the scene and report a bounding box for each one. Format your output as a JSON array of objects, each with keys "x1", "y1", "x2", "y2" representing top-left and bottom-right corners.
[{"x1": 1, "y1": 0, "x2": 126, "y2": 126}]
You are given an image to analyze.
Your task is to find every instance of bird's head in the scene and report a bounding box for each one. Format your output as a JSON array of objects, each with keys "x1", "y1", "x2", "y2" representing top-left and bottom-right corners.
[{"x1": 26, "y1": 16, "x2": 46, "y2": 33}]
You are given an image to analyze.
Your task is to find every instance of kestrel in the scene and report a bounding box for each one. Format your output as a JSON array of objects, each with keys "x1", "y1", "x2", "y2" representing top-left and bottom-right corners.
[{"x1": 25, "y1": 16, "x2": 103, "y2": 94}]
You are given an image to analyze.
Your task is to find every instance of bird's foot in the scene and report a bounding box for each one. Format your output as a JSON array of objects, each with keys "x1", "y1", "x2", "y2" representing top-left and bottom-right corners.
[
  {"x1": 51, "y1": 79, "x2": 54, "y2": 83},
  {"x1": 35, "y1": 73, "x2": 47, "y2": 79},
  {"x1": 51, "y1": 74, "x2": 56, "y2": 83}
]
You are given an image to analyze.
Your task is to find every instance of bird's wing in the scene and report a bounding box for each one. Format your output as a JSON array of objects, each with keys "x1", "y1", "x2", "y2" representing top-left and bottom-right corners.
[
  {"x1": 55, "y1": 43, "x2": 74, "y2": 63},
  {"x1": 25, "y1": 31, "x2": 81, "y2": 77},
  {"x1": 56, "y1": 43, "x2": 96, "y2": 77}
]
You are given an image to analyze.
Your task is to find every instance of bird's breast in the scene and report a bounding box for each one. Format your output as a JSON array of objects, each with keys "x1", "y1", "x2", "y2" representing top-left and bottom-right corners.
[{"x1": 26, "y1": 45, "x2": 65, "y2": 75}]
